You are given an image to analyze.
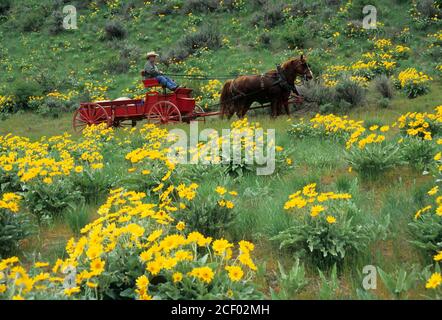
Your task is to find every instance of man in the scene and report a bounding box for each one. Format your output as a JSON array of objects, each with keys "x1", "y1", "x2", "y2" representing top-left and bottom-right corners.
[{"x1": 143, "y1": 51, "x2": 179, "y2": 91}]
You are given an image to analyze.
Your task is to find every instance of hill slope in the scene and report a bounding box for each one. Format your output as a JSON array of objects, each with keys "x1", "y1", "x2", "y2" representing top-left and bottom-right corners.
[{"x1": 0, "y1": 0, "x2": 440, "y2": 114}]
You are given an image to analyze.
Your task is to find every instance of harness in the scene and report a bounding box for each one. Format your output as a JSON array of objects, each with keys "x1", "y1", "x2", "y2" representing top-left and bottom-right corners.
[
  {"x1": 276, "y1": 64, "x2": 300, "y2": 95},
  {"x1": 229, "y1": 65, "x2": 303, "y2": 98}
]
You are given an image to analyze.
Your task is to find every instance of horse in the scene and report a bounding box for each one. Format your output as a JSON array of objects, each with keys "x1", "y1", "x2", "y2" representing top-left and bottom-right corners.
[{"x1": 220, "y1": 55, "x2": 313, "y2": 119}]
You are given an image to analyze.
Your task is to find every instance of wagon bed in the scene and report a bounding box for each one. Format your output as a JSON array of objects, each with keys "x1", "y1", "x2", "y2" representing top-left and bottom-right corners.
[{"x1": 73, "y1": 79, "x2": 207, "y2": 132}]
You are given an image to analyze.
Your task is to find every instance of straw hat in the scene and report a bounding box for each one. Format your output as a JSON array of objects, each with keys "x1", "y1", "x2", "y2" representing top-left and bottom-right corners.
[{"x1": 146, "y1": 51, "x2": 159, "y2": 58}]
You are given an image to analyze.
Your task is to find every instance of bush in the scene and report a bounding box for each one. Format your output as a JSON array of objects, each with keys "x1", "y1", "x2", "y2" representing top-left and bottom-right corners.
[
  {"x1": 21, "y1": 8, "x2": 45, "y2": 32},
  {"x1": 164, "y1": 26, "x2": 222, "y2": 62},
  {"x1": 10, "y1": 80, "x2": 43, "y2": 110},
  {"x1": 177, "y1": 186, "x2": 237, "y2": 238},
  {"x1": 374, "y1": 75, "x2": 394, "y2": 99},
  {"x1": 334, "y1": 78, "x2": 366, "y2": 108},
  {"x1": 400, "y1": 137, "x2": 437, "y2": 170},
  {"x1": 24, "y1": 179, "x2": 84, "y2": 224},
  {"x1": 0, "y1": 193, "x2": 32, "y2": 259},
  {"x1": 182, "y1": 0, "x2": 219, "y2": 13},
  {"x1": 271, "y1": 184, "x2": 372, "y2": 268},
  {"x1": 379, "y1": 98, "x2": 391, "y2": 109},
  {"x1": 0, "y1": 0, "x2": 11, "y2": 16},
  {"x1": 107, "y1": 57, "x2": 130, "y2": 74},
  {"x1": 103, "y1": 21, "x2": 127, "y2": 40},
  {"x1": 416, "y1": 0, "x2": 440, "y2": 19},
  {"x1": 36, "y1": 98, "x2": 73, "y2": 118},
  {"x1": 48, "y1": 10, "x2": 65, "y2": 35},
  {"x1": 297, "y1": 80, "x2": 335, "y2": 109},
  {"x1": 282, "y1": 17, "x2": 309, "y2": 49},
  {"x1": 409, "y1": 213, "x2": 442, "y2": 259},
  {"x1": 251, "y1": 2, "x2": 285, "y2": 28},
  {"x1": 346, "y1": 142, "x2": 402, "y2": 179}
]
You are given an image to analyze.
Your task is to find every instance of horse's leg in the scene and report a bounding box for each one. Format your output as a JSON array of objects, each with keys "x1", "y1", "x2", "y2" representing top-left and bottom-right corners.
[
  {"x1": 270, "y1": 99, "x2": 278, "y2": 118},
  {"x1": 232, "y1": 99, "x2": 241, "y2": 118},
  {"x1": 284, "y1": 99, "x2": 290, "y2": 116},
  {"x1": 240, "y1": 100, "x2": 252, "y2": 118},
  {"x1": 226, "y1": 107, "x2": 234, "y2": 120}
]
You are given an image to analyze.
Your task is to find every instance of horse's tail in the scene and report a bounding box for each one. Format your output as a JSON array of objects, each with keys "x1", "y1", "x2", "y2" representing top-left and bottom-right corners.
[{"x1": 220, "y1": 80, "x2": 233, "y2": 119}]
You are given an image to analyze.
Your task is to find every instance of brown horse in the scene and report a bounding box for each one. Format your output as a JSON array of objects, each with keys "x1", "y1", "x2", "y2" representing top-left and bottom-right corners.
[{"x1": 220, "y1": 55, "x2": 313, "y2": 119}]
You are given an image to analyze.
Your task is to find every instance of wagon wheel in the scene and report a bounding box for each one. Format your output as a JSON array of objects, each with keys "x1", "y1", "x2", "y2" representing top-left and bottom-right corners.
[
  {"x1": 73, "y1": 103, "x2": 111, "y2": 133},
  {"x1": 193, "y1": 104, "x2": 206, "y2": 123},
  {"x1": 148, "y1": 101, "x2": 182, "y2": 125}
]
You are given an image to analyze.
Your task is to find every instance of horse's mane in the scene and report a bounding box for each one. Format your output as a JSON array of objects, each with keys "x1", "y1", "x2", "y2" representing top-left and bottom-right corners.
[{"x1": 281, "y1": 58, "x2": 300, "y2": 70}]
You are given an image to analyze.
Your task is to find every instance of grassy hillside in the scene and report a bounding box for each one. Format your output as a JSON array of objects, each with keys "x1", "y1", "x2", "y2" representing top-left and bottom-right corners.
[
  {"x1": 0, "y1": 0, "x2": 441, "y2": 301},
  {"x1": 0, "y1": 0, "x2": 441, "y2": 112}
]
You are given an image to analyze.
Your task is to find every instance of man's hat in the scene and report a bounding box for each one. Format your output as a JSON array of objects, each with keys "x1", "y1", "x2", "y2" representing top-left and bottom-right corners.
[{"x1": 146, "y1": 51, "x2": 159, "y2": 58}]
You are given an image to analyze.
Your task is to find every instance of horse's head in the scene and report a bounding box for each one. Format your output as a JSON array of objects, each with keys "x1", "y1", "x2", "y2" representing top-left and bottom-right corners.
[{"x1": 284, "y1": 55, "x2": 313, "y2": 81}]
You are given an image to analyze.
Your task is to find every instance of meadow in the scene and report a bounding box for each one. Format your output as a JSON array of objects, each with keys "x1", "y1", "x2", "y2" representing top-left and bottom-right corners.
[{"x1": 0, "y1": 0, "x2": 441, "y2": 300}]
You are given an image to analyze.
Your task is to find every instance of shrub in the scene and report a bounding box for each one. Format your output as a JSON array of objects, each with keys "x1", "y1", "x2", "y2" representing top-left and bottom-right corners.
[
  {"x1": 182, "y1": 0, "x2": 219, "y2": 13},
  {"x1": 409, "y1": 213, "x2": 442, "y2": 258},
  {"x1": 374, "y1": 75, "x2": 394, "y2": 99},
  {"x1": 0, "y1": 193, "x2": 32, "y2": 259},
  {"x1": 165, "y1": 26, "x2": 222, "y2": 62},
  {"x1": 271, "y1": 183, "x2": 372, "y2": 268},
  {"x1": 416, "y1": 0, "x2": 440, "y2": 19},
  {"x1": 103, "y1": 20, "x2": 127, "y2": 40},
  {"x1": 396, "y1": 68, "x2": 432, "y2": 98},
  {"x1": 297, "y1": 80, "x2": 335, "y2": 109},
  {"x1": 70, "y1": 165, "x2": 119, "y2": 203},
  {"x1": 48, "y1": 10, "x2": 65, "y2": 35},
  {"x1": 21, "y1": 8, "x2": 45, "y2": 32},
  {"x1": 379, "y1": 98, "x2": 391, "y2": 109},
  {"x1": 400, "y1": 137, "x2": 437, "y2": 170},
  {"x1": 334, "y1": 78, "x2": 366, "y2": 108},
  {"x1": 177, "y1": 186, "x2": 237, "y2": 238},
  {"x1": 0, "y1": 0, "x2": 11, "y2": 16},
  {"x1": 258, "y1": 32, "x2": 272, "y2": 48},
  {"x1": 282, "y1": 17, "x2": 309, "y2": 49},
  {"x1": 10, "y1": 80, "x2": 43, "y2": 110},
  {"x1": 251, "y1": 2, "x2": 285, "y2": 28},
  {"x1": 107, "y1": 57, "x2": 130, "y2": 74},
  {"x1": 36, "y1": 98, "x2": 72, "y2": 118},
  {"x1": 397, "y1": 108, "x2": 442, "y2": 139},
  {"x1": 346, "y1": 142, "x2": 402, "y2": 179},
  {"x1": 23, "y1": 179, "x2": 84, "y2": 224}
]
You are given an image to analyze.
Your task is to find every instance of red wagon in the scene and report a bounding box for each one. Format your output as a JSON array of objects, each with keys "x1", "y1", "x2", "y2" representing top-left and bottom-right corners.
[
  {"x1": 73, "y1": 79, "x2": 209, "y2": 132},
  {"x1": 73, "y1": 77, "x2": 304, "y2": 133}
]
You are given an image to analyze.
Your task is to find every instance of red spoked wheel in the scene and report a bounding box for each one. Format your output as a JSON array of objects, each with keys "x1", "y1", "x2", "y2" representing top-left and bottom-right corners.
[
  {"x1": 73, "y1": 103, "x2": 112, "y2": 133},
  {"x1": 148, "y1": 101, "x2": 182, "y2": 125}
]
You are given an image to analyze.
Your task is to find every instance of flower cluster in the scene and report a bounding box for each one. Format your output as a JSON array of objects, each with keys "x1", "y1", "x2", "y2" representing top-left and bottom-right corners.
[
  {"x1": 0, "y1": 193, "x2": 21, "y2": 213},
  {"x1": 396, "y1": 106, "x2": 442, "y2": 140},
  {"x1": 0, "y1": 185, "x2": 258, "y2": 300},
  {"x1": 284, "y1": 183, "x2": 352, "y2": 223},
  {"x1": 396, "y1": 68, "x2": 433, "y2": 98}
]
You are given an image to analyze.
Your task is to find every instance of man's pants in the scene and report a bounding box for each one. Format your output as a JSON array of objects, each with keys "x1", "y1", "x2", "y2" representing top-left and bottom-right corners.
[{"x1": 155, "y1": 75, "x2": 178, "y2": 90}]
